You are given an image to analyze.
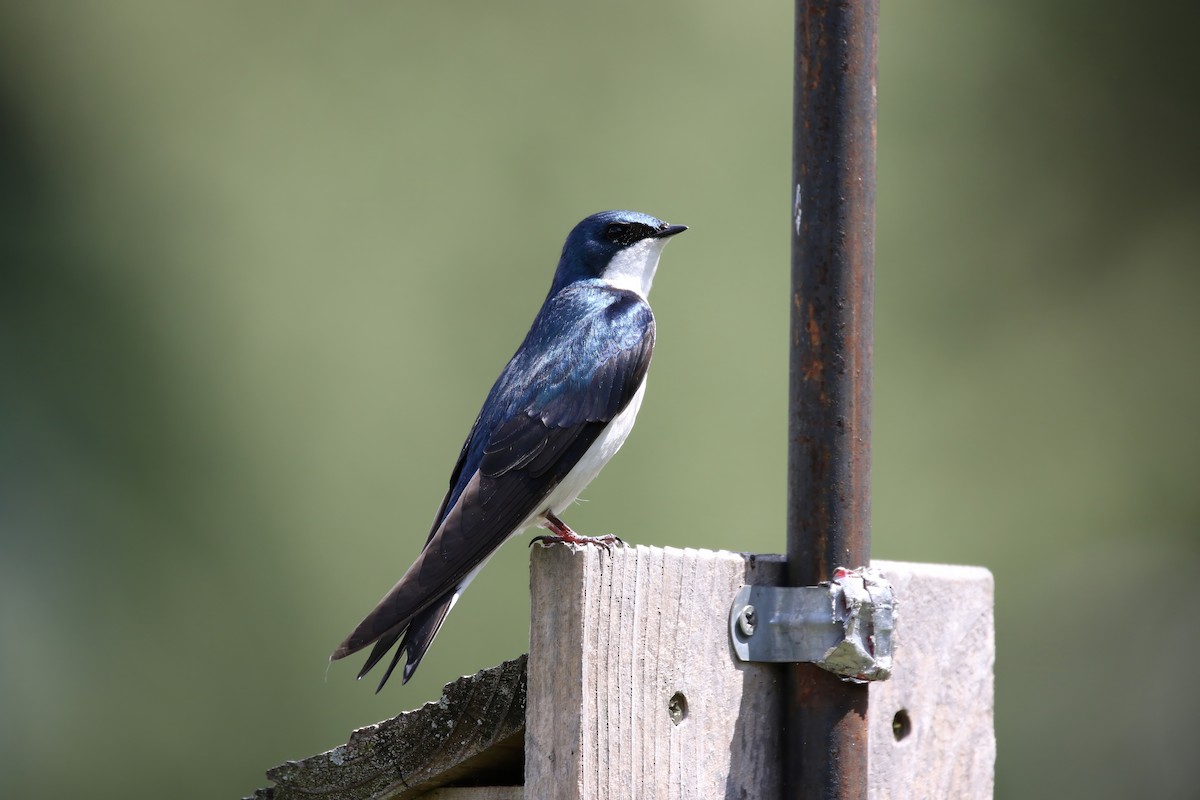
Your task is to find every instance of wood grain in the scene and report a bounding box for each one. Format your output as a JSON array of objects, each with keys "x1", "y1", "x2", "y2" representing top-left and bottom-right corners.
[
  {"x1": 868, "y1": 560, "x2": 995, "y2": 800},
  {"x1": 526, "y1": 545, "x2": 785, "y2": 800}
]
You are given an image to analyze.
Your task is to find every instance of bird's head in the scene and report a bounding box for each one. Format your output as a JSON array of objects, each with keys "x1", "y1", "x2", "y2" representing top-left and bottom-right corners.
[{"x1": 552, "y1": 210, "x2": 687, "y2": 298}]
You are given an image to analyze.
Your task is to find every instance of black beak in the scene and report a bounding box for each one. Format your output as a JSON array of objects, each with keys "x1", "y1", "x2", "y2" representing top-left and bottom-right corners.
[{"x1": 652, "y1": 224, "x2": 688, "y2": 239}]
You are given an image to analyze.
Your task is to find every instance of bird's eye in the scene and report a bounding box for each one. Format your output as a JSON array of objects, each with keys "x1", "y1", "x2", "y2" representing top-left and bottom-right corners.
[{"x1": 605, "y1": 222, "x2": 651, "y2": 246}]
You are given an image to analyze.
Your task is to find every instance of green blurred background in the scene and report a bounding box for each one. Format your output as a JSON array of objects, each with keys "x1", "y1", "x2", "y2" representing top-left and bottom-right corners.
[{"x1": 1, "y1": 2, "x2": 1196, "y2": 797}]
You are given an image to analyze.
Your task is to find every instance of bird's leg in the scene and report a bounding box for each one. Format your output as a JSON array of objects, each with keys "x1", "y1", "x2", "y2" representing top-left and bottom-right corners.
[{"x1": 529, "y1": 512, "x2": 624, "y2": 551}]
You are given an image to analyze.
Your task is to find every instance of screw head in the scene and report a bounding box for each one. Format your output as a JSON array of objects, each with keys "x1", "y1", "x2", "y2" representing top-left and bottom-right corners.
[{"x1": 737, "y1": 604, "x2": 757, "y2": 637}]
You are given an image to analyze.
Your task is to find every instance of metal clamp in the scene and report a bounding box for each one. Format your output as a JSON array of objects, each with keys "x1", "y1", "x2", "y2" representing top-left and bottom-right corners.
[{"x1": 729, "y1": 566, "x2": 895, "y2": 683}]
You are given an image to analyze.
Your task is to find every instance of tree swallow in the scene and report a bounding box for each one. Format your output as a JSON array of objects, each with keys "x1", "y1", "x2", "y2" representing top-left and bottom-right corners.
[{"x1": 331, "y1": 210, "x2": 687, "y2": 691}]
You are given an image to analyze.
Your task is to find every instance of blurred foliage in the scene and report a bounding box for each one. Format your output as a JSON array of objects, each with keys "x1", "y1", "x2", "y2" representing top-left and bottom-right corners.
[{"x1": 1, "y1": 2, "x2": 1197, "y2": 798}]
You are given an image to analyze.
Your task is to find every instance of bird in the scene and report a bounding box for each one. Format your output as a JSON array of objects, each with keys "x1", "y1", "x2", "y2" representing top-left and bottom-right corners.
[{"x1": 330, "y1": 210, "x2": 687, "y2": 691}]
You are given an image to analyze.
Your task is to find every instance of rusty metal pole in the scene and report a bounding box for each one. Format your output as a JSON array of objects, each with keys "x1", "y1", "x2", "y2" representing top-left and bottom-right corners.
[{"x1": 787, "y1": 0, "x2": 877, "y2": 798}]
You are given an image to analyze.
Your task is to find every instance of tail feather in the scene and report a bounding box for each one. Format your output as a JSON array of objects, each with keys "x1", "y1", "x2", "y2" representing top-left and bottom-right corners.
[
  {"x1": 355, "y1": 627, "x2": 404, "y2": 680},
  {"x1": 374, "y1": 639, "x2": 407, "y2": 693},
  {"x1": 341, "y1": 591, "x2": 458, "y2": 692},
  {"x1": 396, "y1": 593, "x2": 456, "y2": 686},
  {"x1": 331, "y1": 514, "x2": 488, "y2": 690},
  {"x1": 330, "y1": 520, "x2": 467, "y2": 664}
]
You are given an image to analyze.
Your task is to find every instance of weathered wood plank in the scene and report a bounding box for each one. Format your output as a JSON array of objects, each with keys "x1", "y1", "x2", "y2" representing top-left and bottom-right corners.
[
  {"x1": 249, "y1": 656, "x2": 526, "y2": 800},
  {"x1": 525, "y1": 547, "x2": 994, "y2": 800},
  {"x1": 526, "y1": 545, "x2": 785, "y2": 800},
  {"x1": 868, "y1": 560, "x2": 995, "y2": 800}
]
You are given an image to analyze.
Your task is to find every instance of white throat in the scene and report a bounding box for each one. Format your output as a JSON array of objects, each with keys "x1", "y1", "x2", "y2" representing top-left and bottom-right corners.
[{"x1": 600, "y1": 237, "x2": 670, "y2": 299}]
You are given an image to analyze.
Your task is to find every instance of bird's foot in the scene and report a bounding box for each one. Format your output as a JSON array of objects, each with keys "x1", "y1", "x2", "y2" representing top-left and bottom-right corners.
[
  {"x1": 529, "y1": 512, "x2": 624, "y2": 552},
  {"x1": 529, "y1": 531, "x2": 624, "y2": 552}
]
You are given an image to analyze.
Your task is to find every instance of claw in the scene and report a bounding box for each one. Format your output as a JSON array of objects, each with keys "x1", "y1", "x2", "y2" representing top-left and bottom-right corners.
[
  {"x1": 529, "y1": 532, "x2": 624, "y2": 551},
  {"x1": 530, "y1": 512, "x2": 625, "y2": 552}
]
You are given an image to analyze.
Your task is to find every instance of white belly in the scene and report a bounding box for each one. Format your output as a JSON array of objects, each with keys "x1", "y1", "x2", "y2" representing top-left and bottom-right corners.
[{"x1": 528, "y1": 378, "x2": 647, "y2": 526}]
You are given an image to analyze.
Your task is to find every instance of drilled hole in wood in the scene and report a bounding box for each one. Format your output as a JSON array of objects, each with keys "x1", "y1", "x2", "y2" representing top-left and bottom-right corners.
[
  {"x1": 668, "y1": 692, "x2": 688, "y2": 725},
  {"x1": 892, "y1": 709, "x2": 912, "y2": 741}
]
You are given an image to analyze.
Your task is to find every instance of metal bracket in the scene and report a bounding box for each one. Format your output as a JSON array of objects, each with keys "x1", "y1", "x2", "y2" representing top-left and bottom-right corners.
[{"x1": 729, "y1": 566, "x2": 895, "y2": 682}]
